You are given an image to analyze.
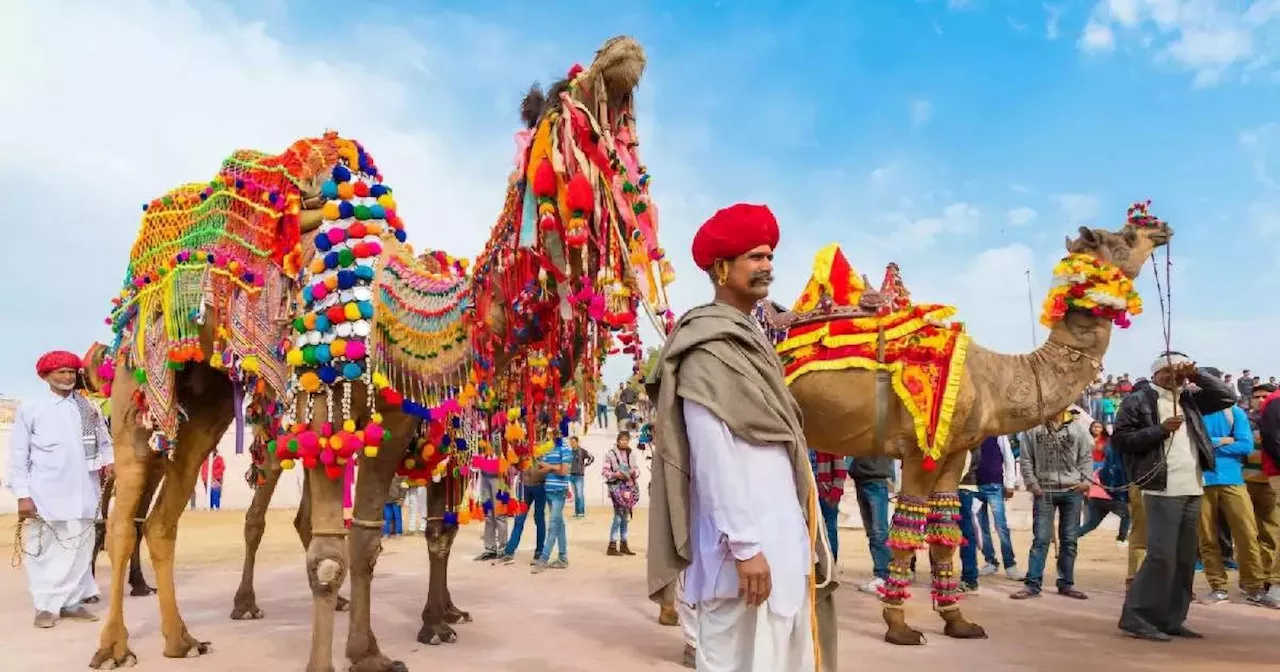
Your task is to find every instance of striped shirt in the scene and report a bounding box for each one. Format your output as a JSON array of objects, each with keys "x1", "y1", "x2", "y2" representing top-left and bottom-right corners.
[{"x1": 542, "y1": 440, "x2": 574, "y2": 493}]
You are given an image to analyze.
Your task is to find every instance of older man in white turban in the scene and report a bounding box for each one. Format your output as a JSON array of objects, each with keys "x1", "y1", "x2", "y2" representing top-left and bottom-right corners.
[
  {"x1": 1113, "y1": 352, "x2": 1236, "y2": 641},
  {"x1": 8, "y1": 350, "x2": 114, "y2": 628}
]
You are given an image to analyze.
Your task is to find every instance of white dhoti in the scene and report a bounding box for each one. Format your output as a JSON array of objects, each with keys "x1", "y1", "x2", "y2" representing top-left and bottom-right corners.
[
  {"x1": 22, "y1": 518, "x2": 99, "y2": 613},
  {"x1": 678, "y1": 573, "x2": 697, "y2": 649},
  {"x1": 695, "y1": 590, "x2": 814, "y2": 672}
]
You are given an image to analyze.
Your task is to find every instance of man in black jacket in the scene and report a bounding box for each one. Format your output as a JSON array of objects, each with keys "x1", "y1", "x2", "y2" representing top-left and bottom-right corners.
[{"x1": 1114, "y1": 352, "x2": 1236, "y2": 641}]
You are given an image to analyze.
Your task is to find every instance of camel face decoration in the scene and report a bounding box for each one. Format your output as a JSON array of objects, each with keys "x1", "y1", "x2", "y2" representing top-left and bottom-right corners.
[
  {"x1": 773, "y1": 203, "x2": 1173, "y2": 647},
  {"x1": 470, "y1": 35, "x2": 670, "y2": 461}
]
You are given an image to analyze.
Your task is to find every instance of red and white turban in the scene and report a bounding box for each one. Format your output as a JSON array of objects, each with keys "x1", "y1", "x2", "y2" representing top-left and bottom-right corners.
[
  {"x1": 691, "y1": 203, "x2": 780, "y2": 270},
  {"x1": 36, "y1": 350, "x2": 82, "y2": 378}
]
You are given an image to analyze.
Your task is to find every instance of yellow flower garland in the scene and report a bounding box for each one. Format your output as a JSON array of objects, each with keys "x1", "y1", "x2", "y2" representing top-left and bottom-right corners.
[{"x1": 1040, "y1": 253, "x2": 1142, "y2": 328}]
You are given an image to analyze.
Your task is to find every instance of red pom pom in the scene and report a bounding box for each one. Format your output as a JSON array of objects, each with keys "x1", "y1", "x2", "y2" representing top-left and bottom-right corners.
[
  {"x1": 532, "y1": 160, "x2": 558, "y2": 198},
  {"x1": 566, "y1": 173, "x2": 594, "y2": 214},
  {"x1": 923, "y1": 456, "x2": 937, "y2": 471},
  {"x1": 567, "y1": 63, "x2": 584, "y2": 80},
  {"x1": 326, "y1": 305, "x2": 346, "y2": 324},
  {"x1": 381, "y1": 387, "x2": 404, "y2": 406},
  {"x1": 353, "y1": 181, "x2": 370, "y2": 198},
  {"x1": 347, "y1": 221, "x2": 367, "y2": 238}
]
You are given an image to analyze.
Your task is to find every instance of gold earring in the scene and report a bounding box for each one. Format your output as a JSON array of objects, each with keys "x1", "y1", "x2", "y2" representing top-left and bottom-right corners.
[{"x1": 715, "y1": 264, "x2": 728, "y2": 286}]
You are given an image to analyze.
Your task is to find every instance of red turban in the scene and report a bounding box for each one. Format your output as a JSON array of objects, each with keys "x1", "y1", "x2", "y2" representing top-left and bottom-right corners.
[
  {"x1": 36, "y1": 350, "x2": 82, "y2": 378},
  {"x1": 691, "y1": 203, "x2": 779, "y2": 270}
]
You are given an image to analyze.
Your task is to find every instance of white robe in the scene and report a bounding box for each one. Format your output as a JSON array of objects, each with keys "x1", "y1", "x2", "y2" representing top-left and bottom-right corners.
[
  {"x1": 7, "y1": 391, "x2": 112, "y2": 613},
  {"x1": 683, "y1": 398, "x2": 814, "y2": 672}
]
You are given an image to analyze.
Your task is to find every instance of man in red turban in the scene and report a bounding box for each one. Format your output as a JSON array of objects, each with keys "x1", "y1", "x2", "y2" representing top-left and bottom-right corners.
[
  {"x1": 649, "y1": 204, "x2": 838, "y2": 671},
  {"x1": 8, "y1": 350, "x2": 114, "y2": 628}
]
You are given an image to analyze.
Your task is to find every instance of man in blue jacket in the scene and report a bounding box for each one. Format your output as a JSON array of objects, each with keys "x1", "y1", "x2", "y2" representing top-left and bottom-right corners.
[{"x1": 1199, "y1": 396, "x2": 1274, "y2": 607}]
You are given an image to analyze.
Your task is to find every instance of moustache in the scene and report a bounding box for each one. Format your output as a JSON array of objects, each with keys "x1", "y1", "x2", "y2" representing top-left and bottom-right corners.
[
  {"x1": 749, "y1": 273, "x2": 773, "y2": 286},
  {"x1": 51, "y1": 381, "x2": 76, "y2": 391}
]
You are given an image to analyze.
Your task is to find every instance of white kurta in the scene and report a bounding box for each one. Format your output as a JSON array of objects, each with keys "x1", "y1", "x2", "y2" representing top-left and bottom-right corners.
[
  {"x1": 8, "y1": 391, "x2": 113, "y2": 613},
  {"x1": 683, "y1": 398, "x2": 813, "y2": 672}
]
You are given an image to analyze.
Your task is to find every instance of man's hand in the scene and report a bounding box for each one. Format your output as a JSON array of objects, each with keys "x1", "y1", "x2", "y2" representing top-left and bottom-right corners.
[
  {"x1": 1004, "y1": 488, "x2": 1015, "y2": 500},
  {"x1": 1030, "y1": 485, "x2": 1043, "y2": 497},
  {"x1": 1072, "y1": 481, "x2": 1091, "y2": 494},
  {"x1": 100, "y1": 464, "x2": 115, "y2": 481},
  {"x1": 735, "y1": 553, "x2": 772, "y2": 607},
  {"x1": 17, "y1": 497, "x2": 37, "y2": 521},
  {"x1": 1218, "y1": 437, "x2": 1235, "y2": 446},
  {"x1": 1160, "y1": 416, "x2": 1184, "y2": 435}
]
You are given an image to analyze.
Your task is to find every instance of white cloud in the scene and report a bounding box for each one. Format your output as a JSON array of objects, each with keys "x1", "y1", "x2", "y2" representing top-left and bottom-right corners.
[
  {"x1": 1079, "y1": 0, "x2": 1280, "y2": 85},
  {"x1": 1080, "y1": 21, "x2": 1117, "y2": 52},
  {"x1": 1052, "y1": 193, "x2": 1102, "y2": 223},
  {"x1": 909, "y1": 99, "x2": 933, "y2": 127},
  {"x1": 1007, "y1": 206, "x2": 1038, "y2": 226},
  {"x1": 1239, "y1": 122, "x2": 1277, "y2": 187},
  {"x1": 1247, "y1": 201, "x2": 1280, "y2": 236},
  {"x1": 1045, "y1": 3, "x2": 1064, "y2": 40},
  {"x1": 1010, "y1": 183, "x2": 1034, "y2": 194}
]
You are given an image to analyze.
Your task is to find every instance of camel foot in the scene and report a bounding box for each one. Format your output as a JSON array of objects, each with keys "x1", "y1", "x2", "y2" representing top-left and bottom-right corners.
[
  {"x1": 89, "y1": 647, "x2": 138, "y2": 669},
  {"x1": 84, "y1": 595, "x2": 101, "y2": 604},
  {"x1": 940, "y1": 611, "x2": 987, "y2": 639},
  {"x1": 162, "y1": 631, "x2": 212, "y2": 659},
  {"x1": 417, "y1": 620, "x2": 458, "y2": 646},
  {"x1": 129, "y1": 584, "x2": 156, "y2": 597},
  {"x1": 230, "y1": 604, "x2": 265, "y2": 620},
  {"x1": 882, "y1": 606, "x2": 926, "y2": 646},
  {"x1": 336, "y1": 595, "x2": 351, "y2": 612},
  {"x1": 348, "y1": 653, "x2": 409, "y2": 672},
  {"x1": 443, "y1": 603, "x2": 471, "y2": 624},
  {"x1": 658, "y1": 604, "x2": 679, "y2": 626}
]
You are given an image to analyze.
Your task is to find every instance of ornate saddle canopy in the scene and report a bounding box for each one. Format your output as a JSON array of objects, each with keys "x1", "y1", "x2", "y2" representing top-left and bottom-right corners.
[{"x1": 761, "y1": 244, "x2": 913, "y2": 332}]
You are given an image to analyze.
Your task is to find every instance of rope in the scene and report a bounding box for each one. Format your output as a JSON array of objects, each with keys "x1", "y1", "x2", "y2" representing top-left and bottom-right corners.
[{"x1": 11, "y1": 516, "x2": 100, "y2": 568}]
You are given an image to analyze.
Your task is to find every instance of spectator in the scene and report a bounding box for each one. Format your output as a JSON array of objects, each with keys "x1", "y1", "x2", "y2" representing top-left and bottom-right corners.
[
  {"x1": 1199, "y1": 396, "x2": 1271, "y2": 606},
  {"x1": 956, "y1": 449, "x2": 984, "y2": 593},
  {"x1": 596, "y1": 387, "x2": 610, "y2": 429},
  {"x1": 1115, "y1": 353, "x2": 1236, "y2": 641},
  {"x1": 568, "y1": 435, "x2": 594, "y2": 519},
  {"x1": 532, "y1": 436, "x2": 573, "y2": 573},
  {"x1": 1239, "y1": 370, "x2": 1255, "y2": 400},
  {"x1": 200, "y1": 448, "x2": 226, "y2": 511},
  {"x1": 383, "y1": 475, "x2": 405, "y2": 538},
  {"x1": 1223, "y1": 374, "x2": 1237, "y2": 399},
  {"x1": 473, "y1": 446, "x2": 509, "y2": 562},
  {"x1": 1246, "y1": 383, "x2": 1280, "y2": 603},
  {"x1": 603, "y1": 430, "x2": 641, "y2": 556},
  {"x1": 1099, "y1": 394, "x2": 1118, "y2": 429},
  {"x1": 1079, "y1": 433, "x2": 1131, "y2": 547},
  {"x1": 500, "y1": 459, "x2": 548, "y2": 565},
  {"x1": 1011, "y1": 409, "x2": 1092, "y2": 601},
  {"x1": 967, "y1": 436, "x2": 1020, "y2": 580},
  {"x1": 1103, "y1": 374, "x2": 1118, "y2": 399},
  {"x1": 1117, "y1": 374, "x2": 1134, "y2": 396},
  {"x1": 1087, "y1": 377, "x2": 1105, "y2": 419},
  {"x1": 849, "y1": 455, "x2": 893, "y2": 594}
]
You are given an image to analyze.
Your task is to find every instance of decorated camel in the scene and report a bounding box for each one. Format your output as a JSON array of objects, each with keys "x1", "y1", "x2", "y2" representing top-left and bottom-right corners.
[
  {"x1": 90, "y1": 132, "x2": 480, "y2": 672},
  {"x1": 758, "y1": 202, "x2": 1171, "y2": 645}
]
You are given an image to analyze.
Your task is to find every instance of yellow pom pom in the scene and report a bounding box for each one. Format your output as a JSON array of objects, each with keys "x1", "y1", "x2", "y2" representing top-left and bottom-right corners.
[
  {"x1": 241, "y1": 355, "x2": 259, "y2": 373},
  {"x1": 343, "y1": 419, "x2": 356, "y2": 433},
  {"x1": 371, "y1": 412, "x2": 383, "y2": 424},
  {"x1": 372, "y1": 372, "x2": 389, "y2": 389},
  {"x1": 405, "y1": 458, "x2": 416, "y2": 469},
  {"x1": 210, "y1": 352, "x2": 225, "y2": 369},
  {"x1": 343, "y1": 303, "x2": 361, "y2": 321},
  {"x1": 377, "y1": 194, "x2": 396, "y2": 210},
  {"x1": 322, "y1": 202, "x2": 340, "y2": 221},
  {"x1": 280, "y1": 459, "x2": 295, "y2": 470},
  {"x1": 286, "y1": 349, "x2": 304, "y2": 366},
  {"x1": 364, "y1": 446, "x2": 379, "y2": 458}
]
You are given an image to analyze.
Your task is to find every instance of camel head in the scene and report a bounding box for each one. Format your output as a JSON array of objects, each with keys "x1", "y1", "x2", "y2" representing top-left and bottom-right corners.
[
  {"x1": 286, "y1": 131, "x2": 388, "y2": 235},
  {"x1": 519, "y1": 36, "x2": 646, "y2": 132},
  {"x1": 1065, "y1": 201, "x2": 1173, "y2": 278},
  {"x1": 80, "y1": 342, "x2": 113, "y2": 396}
]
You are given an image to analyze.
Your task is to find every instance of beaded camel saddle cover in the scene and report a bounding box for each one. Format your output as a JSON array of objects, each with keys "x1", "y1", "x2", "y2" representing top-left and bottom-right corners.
[{"x1": 769, "y1": 244, "x2": 970, "y2": 462}]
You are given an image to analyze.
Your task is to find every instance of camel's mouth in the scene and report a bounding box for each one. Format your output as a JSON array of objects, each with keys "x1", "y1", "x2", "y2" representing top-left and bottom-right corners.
[
  {"x1": 592, "y1": 35, "x2": 646, "y2": 111},
  {"x1": 1150, "y1": 225, "x2": 1173, "y2": 247}
]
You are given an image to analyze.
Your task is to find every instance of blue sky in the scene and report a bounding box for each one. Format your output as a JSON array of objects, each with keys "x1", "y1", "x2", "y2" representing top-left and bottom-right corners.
[{"x1": 1, "y1": 0, "x2": 1276, "y2": 399}]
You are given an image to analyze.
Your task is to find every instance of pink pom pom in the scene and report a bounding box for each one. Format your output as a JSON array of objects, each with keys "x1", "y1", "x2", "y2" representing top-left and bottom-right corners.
[
  {"x1": 320, "y1": 449, "x2": 336, "y2": 465},
  {"x1": 345, "y1": 340, "x2": 366, "y2": 360},
  {"x1": 97, "y1": 363, "x2": 115, "y2": 380},
  {"x1": 312, "y1": 283, "x2": 329, "y2": 301},
  {"x1": 367, "y1": 241, "x2": 383, "y2": 257},
  {"x1": 364, "y1": 423, "x2": 385, "y2": 445},
  {"x1": 326, "y1": 228, "x2": 346, "y2": 245},
  {"x1": 298, "y1": 430, "x2": 319, "y2": 452}
]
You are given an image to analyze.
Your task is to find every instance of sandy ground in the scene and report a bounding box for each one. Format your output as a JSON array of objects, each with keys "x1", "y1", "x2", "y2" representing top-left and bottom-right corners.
[{"x1": 2, "y1": 502, "x2": 1279, "y2": 672}]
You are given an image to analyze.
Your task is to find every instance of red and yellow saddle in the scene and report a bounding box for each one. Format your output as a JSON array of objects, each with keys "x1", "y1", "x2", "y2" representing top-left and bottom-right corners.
[{"x1": 778, "y1": 244, "x2": 969, "y2": 462}]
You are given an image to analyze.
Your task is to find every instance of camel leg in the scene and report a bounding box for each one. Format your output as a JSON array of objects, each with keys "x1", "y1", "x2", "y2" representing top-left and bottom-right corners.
[
  {"x1": 880, "y1": 452, "x2": 945, "y2": 646},
  {"x1": 345, "y1": 422, "x2": 412, "y2": 672},
  {"x1": 146, "y1": 405, "x2": 232, "y2": 659},
  {"x1": 294, "y1": 487, "x2": 351, "y2": 612},
  {"x1": 418, "y1": 477, "x2": 469, "y2": 646},
  {"x1": 230, "y1": 461, "x2": 282, "y2": 620},
  {"x1": 89, "y1": 410, "x2": 150, "y2": 670},
  {"x1": 925, "y1": 452, "x2": 986, "y2": 640},
  {"x1": 92, "y1": 475, "x2": 112, "y2": 581},
  {"x1": 128, "y1": 462, "x2": 163, "y2": 597},
  {"x1": 303, "y1": 462, "x2": 350, "y2": 672}
]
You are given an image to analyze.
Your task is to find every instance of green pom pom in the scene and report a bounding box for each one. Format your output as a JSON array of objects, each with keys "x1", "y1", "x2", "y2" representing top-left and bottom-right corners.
[
  {"x1": 353, "y1": 205, "x2": 371, "y2": 221},
  {"x1": 267, "y1": 440, "x2": 277, "y2": 454},
  {"x1": 133, "y1": 369, "x2": 147, "y2": 383},
  {"x1": 632, "y1": 201, "x2": 648, "y2": 215},
  {"x1": 338, "y1": 249, "x2": 356, "y2": 267},
  {"x1": 293, "y1": 316, "x2": 306, "y2": 333}
]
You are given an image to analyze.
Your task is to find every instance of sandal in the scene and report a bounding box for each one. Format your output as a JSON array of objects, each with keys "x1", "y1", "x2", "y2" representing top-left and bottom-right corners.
[
  {"x1": 1058, "y1": 588, "x2": 1088, "y2": 600},
  {"x1": 1009, "y1": 589, "x2": 1041, "y2": 600}
]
